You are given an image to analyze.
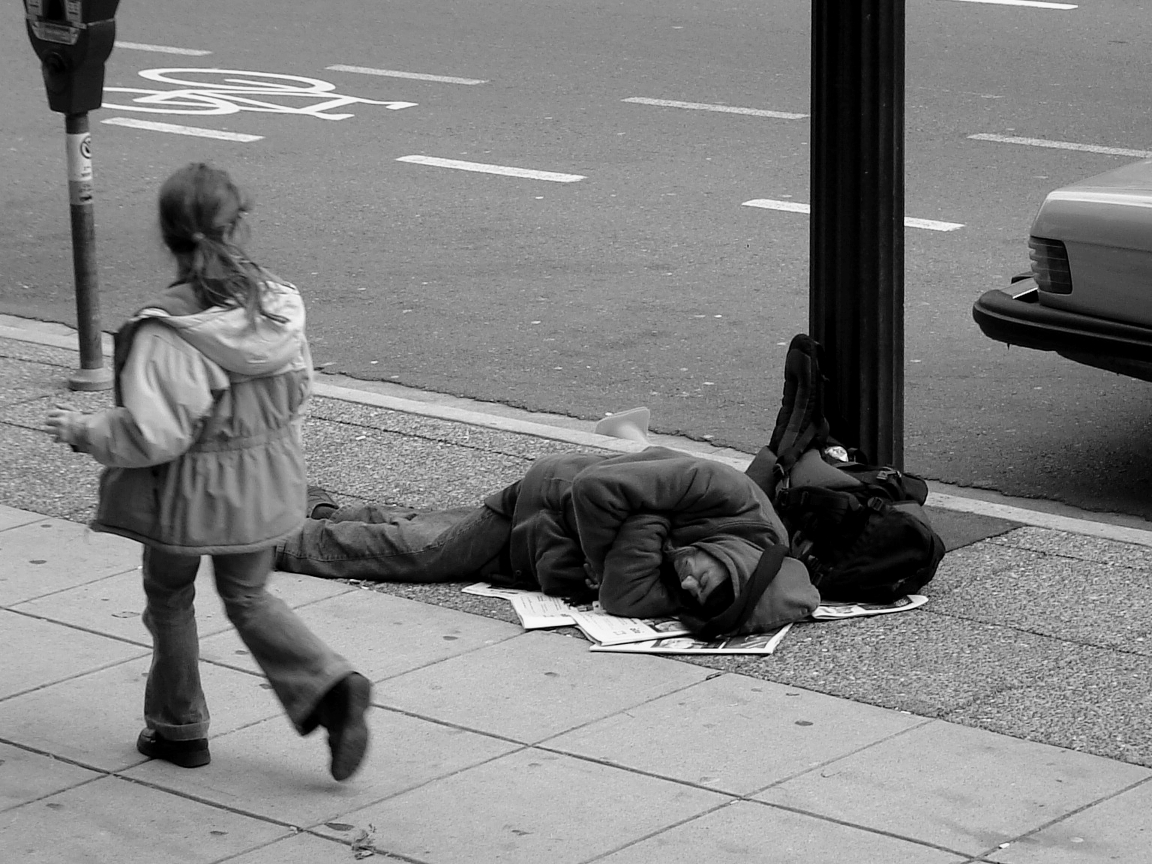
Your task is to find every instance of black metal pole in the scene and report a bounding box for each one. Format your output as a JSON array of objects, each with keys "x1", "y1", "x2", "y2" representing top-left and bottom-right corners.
[
  {"x1": 64, "y1": 112, "x2": 112, "y2": 391},
  {"x1": 810, "y1": 0, "x2": 905, "y2": 467}
]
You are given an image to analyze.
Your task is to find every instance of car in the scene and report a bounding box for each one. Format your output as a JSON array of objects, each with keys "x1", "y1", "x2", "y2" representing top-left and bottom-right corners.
[{"x1": 972, "y1": 157, "x2": 1152, "y2": 382}]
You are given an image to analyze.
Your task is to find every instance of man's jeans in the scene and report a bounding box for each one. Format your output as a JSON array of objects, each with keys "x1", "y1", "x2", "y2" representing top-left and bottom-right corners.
[
  {"x1": 275, "y1": 503, "x2": 513, "y2": 583},
  {"x1": 142, "y1": 546, "x2": 354, "y2": 739}
]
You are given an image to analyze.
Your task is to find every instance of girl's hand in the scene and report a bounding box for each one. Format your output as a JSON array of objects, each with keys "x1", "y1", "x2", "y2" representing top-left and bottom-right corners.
[{"x1": 44, "y1": 405, "x2": 85, "y2": 447}]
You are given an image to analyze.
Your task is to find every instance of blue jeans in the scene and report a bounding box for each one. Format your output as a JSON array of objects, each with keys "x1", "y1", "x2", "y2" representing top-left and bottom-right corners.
[
  {"x1": 275, "y1": 503, "x2": 513, "y2": 583},
  {"x1": 141, "y1": 546, "x2": 354, "y2": 740}
]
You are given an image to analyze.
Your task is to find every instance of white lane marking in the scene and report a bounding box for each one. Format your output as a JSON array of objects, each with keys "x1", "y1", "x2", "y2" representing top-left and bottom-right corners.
[
  {"x1": 327, "y1": 65, "x2": 487, "y2": 85},
  {"x1": 945, "y1": 0, "x2": 1076, "y2": 8},
  {"x1": 624, "y1": 97, "x2": 807, "y2": 120},
  {"x1": 397, "y1": 155, "x2": 585, "y2": 183},
  {"x1": 742, "y1": 199, "x2": 965, "y2": 232},
  {"x1": 114, "y1": 41, "x2": 211, "y2": 56},
  {"x1": 101, "y1": 117, "x2": 263, "y2": 142},
  {"x1": 745, "y1": 199, "x2": 810, "y2": 214},
  {"x1": 103, "y1": 69, "x2": 413, "y2": 120},
  {"x1": 969, "y1": 133, "x2": 1152, "y2": 159}
]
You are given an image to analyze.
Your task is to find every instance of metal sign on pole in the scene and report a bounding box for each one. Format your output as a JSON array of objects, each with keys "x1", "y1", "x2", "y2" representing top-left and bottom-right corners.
[
  {"x1": 24, "y1": 0, "x2": 120, "y2": 391},
  {"x1": 810, "y1": 0, "x2": 906, "y2": 468}
]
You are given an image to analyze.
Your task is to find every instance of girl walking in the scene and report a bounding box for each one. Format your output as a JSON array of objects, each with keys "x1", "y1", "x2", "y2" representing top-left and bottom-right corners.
[{"x1": 45, "y1": 163, "x2": 370, "y2": 781}]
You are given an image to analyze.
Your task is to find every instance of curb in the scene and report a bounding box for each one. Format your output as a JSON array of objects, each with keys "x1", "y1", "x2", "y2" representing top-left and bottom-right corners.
[{"x1": 5, "y1": 315, "x2": 1152, "y2": 548}]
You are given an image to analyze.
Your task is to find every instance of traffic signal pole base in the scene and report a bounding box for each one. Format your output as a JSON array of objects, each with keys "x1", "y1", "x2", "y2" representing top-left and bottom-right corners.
[{"x1": 68, "y1": 365, "x2": 113, "y2": 391}]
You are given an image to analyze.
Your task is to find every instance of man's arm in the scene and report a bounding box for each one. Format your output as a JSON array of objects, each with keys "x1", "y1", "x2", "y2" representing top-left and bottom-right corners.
[{"x1": 596, "y1": 513, "x2": 679, "y2": 618}]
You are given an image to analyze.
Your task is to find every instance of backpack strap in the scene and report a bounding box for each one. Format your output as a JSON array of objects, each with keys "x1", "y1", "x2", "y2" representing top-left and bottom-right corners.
[
  {"x1": 767, "y1": 335, "x2": 831, "y2": 482},
  {"x1": 682, "y1": 544, "x2": 789, "y2": 640}
]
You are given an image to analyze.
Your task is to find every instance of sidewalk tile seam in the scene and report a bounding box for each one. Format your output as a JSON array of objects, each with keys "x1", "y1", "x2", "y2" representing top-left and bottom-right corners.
[
  {"x1": 738, "y1": 797, "x2": 983, "y2": 861},
  {"x1": 199, "y1": 625, "x2": 528, "y2": 684},
  {"x1": 106, "y1": 770, "x2": 307, "y2": 835},
  {"x1": 578, "y1": 798, "x2": 739, "y2": 863},
  {"x1": 3, "y1": 605, "x2": 152, "y2": 650},
  {"x1": 0, "y1": 732, "x2": 130, "y2": 787},
  {"x1": 0, "y1": 513, "x2": 41, "y2": 531},
  {"x1": 530, "y1": 740, "x2": 751, "y2": 801},
  {"x1": 743, "y1": 715, "x2": 939, "y2": 797},
  {"x1": 0, "y1": 653, "x2": 151, "y2": 707},
  {"x1": 220, "y1": 831, "x2": 360, "y2": 863},
  {"x1": 288, "y1": 747, "x2": 540, "y2": 834},
  {"x1": 0, "y1": 742, "x2": 111, "y2": 812},
  {"x1": 2, "y1": 564, "x2": 145, "y2": 606},
  {"x1": 968, "y1": 774, "x2": 1152, "y2": 861},
  {"x1": 531, "y1": 673, "x2": 719, "y2": 744}
]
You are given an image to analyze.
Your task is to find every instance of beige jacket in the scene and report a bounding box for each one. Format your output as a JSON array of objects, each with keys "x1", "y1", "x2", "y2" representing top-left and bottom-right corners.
[{"x1": 75, "y1": 281, "x2": 312, "y2": 555}]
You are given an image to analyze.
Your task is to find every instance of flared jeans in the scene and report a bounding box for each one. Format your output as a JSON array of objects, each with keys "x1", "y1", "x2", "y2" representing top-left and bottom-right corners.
[{"x1": 141, "y1": 546, "x2": 354, "y2": 740}]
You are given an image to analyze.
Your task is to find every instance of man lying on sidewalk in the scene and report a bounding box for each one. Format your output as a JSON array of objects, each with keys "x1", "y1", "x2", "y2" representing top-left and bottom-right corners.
[{"x1": 274, "y1": 446, "x2": 821, "y2": 638}]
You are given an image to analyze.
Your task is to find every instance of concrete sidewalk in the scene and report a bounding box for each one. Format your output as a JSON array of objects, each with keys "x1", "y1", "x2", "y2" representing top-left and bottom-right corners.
[{"x1": 2, "y1": 321, "x2": 1151, "y2": 863}]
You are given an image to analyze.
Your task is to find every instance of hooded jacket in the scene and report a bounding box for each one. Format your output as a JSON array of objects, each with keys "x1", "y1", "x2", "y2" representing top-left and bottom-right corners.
[
  {"x1": 485, "y1": 447, "x2": 819, "y2": 633},
  {"x1": 73, "y1": 281, "x2": 313, "y2": 555}
]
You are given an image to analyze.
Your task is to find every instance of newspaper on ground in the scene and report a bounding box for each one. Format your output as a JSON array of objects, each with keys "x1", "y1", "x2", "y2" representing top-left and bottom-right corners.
[
  {"x1": 462, "y1": 583, "x2": 690, "y2": 644},
  {"x1": 461, "y1": 583, "x2": 576, "y2": 629},
  {"x1": 811, "y1": 594, "x2": 928, "y2": 620},
  {"x1": 589, "y1": 624, "x2": 792, "y2": 656},
  {"x1": 462, "y1": 584, "x2": 928, "y2": 656}
]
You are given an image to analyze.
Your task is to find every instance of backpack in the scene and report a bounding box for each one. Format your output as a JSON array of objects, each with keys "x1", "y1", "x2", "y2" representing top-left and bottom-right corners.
[
  {"x1": 773, "y1": 461, "x2": 945, "y2": 603},
  {"x1": 747, "y1": 334, "x2": 945, "y2": 603}
]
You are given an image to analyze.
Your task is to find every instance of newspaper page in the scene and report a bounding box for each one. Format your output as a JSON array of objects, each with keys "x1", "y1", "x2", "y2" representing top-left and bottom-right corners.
[
  {"x1": 811, "y1": 594, "x2": 928, "y2": 620},
  {"x1": 566, "y1": 608, "x2": 691, "y2": 646},
  {"x1": 461, "y1": 583, "x2": 576, "y2": 629},
  {"x1": 462, "y1": 583, "x2": 690, "y2": 644},
  {"x1": 589, "y1": 624, "x2": 792, "y2": 656}
]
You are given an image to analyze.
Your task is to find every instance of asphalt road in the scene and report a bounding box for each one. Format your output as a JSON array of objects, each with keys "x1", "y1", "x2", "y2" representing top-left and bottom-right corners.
[{"x1": 3, "y1": 0, "x2": 1151, "y2": 519}]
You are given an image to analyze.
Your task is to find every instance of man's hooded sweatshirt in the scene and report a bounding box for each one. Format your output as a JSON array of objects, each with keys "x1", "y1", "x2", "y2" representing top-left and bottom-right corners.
[
  {"x1": 485, "y1": 446, "x2": 819, "y2": 631},
  {"x1": 70, "y1": 281, "x2": 313, "y2": 555}
]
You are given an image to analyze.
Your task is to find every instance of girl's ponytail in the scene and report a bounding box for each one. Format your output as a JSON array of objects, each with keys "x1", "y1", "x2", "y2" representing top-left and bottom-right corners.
[{"x1": 158, "y1": 163, "x2": 287, "y2": 324}]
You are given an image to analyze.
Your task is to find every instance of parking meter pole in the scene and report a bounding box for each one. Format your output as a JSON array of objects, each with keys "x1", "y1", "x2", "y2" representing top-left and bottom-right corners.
[
  {"x1": 809, "y1": 0, "x2": 905, "y2": 468},
  {"x1": 63, "y1": 111, "x2": 112, "y2": 391}
]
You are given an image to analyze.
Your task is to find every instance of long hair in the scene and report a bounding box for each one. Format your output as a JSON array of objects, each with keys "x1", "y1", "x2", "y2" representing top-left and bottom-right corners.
[{"x1": 157, "y1": 163, "x2": 286, "y2": 324}]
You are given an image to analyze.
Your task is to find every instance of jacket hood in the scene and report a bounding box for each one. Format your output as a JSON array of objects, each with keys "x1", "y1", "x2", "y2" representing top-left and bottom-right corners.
[{"x1": 140, "y1": 281, "x2": 307, "y2": 377}]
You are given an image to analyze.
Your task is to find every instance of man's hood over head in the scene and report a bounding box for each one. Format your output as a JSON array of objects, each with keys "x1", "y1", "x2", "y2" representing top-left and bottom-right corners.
[{"x1": 687, "y1": 536, "x2": 820, "y2": 637}]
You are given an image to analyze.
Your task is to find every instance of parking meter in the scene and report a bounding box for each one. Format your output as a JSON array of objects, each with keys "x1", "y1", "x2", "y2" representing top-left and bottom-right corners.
[
  {"x1": 24, "y1": 0, "x2": 119, "y2": 391},
  {"x1": 25, "y1": 0, "x2": 119, "y2": 115}
]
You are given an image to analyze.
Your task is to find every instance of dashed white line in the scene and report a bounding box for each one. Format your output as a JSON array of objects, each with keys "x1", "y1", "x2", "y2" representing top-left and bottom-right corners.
[
  {"x1": 969, "y1": 134, "x2": 1152, "y2": 159},
  {"x1": 945, "y1": 0, "x2": 1076, "y2": 8},
  {"x1": 624, "y1": 97, "x2": 807, "y2": 120},
  {"x1": 102, "y1": 118, "x2": 262, "y2": 142},
  {"x1": 397, "y1": 155, "x2": 585, "y2": 183},
  {"x1": 114, "y1": 41, "x2": 211, "y2": 55},
  {"x1": 327, "y1": 65, "x2": 487, "y2": 85},
  {"x1": 742, "y1": 199, "x2": 965, "y2": 232}
]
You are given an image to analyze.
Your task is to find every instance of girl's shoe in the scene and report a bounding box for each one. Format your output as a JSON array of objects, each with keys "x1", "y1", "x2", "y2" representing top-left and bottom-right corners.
[
  {"x1": 136, "y1": 729, "x2": 211, "y2": 768},
  {"x1": 317, "y1": 672, "x2": 371, "y2": 781}
]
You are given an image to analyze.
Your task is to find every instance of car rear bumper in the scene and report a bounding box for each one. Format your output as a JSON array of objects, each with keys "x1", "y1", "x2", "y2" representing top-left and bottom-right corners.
[{"x1": 972, "y1": 279, "x2": 1152, "y2": 380}]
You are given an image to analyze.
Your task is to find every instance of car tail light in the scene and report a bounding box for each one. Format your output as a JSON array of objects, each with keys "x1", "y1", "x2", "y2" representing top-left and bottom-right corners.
[{"x1": 1028, "y1": 236, "x2": 1073, "y2": 294}]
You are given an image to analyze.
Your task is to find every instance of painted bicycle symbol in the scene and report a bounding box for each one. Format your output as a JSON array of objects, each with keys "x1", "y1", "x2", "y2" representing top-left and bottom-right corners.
[{"x1": 103, "y1": 68, "x2": 416, "y2": 120}]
